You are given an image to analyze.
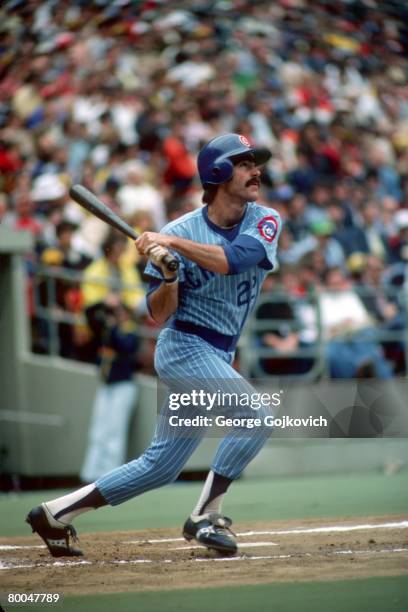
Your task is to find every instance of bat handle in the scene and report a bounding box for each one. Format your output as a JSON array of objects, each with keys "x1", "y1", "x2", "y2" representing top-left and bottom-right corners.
[
  {"x1": 146, "y1": 244, "x2": 179, "y2": 273},
  {"x1": 162, "y1": 254, "x2": 179, "y2": 272}
]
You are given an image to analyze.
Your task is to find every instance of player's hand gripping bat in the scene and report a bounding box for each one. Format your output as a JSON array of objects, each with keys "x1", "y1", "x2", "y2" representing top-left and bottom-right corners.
[{"x1": 69, "y1": 184, "x2": 179, "y2": 273}]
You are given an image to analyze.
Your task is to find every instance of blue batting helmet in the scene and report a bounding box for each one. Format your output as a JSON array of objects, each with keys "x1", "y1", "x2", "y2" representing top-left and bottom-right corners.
[{"x1": 197, "y1": 133, "x2": 271, "y2": 187}]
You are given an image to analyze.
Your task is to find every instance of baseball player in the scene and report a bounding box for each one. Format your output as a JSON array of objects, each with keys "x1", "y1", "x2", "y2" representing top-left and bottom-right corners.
[{"x1": 26, "y1": 133, "x2": 282, "y2": 557}]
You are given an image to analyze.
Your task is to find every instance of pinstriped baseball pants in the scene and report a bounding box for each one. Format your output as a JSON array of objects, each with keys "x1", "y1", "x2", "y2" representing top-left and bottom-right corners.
[{"x1": 96, "y1": 328, "x2": 273, "y2": 505}]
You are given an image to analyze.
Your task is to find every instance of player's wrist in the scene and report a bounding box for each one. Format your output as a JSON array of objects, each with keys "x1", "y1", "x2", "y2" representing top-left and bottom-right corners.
[
  {"x1": 162, "y1": 274, "x2": 178, "y2": 284},
  {"x1": 161, "y1": 264, "x2": 179, "y2": 282}
]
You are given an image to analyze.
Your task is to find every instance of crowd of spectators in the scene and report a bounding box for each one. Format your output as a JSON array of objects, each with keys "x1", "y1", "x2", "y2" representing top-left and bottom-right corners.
[{"x1": 0, "y1": 0, "x2": 407, "y2": 377}]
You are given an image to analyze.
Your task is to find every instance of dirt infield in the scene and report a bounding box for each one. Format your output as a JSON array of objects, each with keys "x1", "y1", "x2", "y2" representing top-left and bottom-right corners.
[{"x1": 1, "y1": 516, "x2": 407, "y2": 595}]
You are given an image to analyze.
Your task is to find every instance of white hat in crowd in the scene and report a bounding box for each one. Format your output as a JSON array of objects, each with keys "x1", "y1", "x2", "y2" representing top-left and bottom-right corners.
[{"x1": 31, "y1": 174, "x2": 67, "y2": 202}]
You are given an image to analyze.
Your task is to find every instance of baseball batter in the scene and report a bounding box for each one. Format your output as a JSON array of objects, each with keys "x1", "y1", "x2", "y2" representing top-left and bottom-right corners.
[{"x1": 26, "y1": 133, "x2": 282, "y2": 556}]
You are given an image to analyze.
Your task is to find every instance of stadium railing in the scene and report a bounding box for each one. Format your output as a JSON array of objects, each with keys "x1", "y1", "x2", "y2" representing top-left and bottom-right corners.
[
  {"x1": 30, "y1": 265, "x2": 158, "y2": 358},
  {"x1": 30, "y1": 266, "x2": 408, "y2": 379}
]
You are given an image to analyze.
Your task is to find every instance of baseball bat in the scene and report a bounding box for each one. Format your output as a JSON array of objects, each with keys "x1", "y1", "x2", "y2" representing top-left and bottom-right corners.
[{"x1": 69, "y1": 184, "x2": 179, "y2": 272}]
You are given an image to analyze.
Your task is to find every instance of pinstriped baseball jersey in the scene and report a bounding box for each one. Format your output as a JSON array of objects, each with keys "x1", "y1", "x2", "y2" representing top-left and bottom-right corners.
[{"x1": 145, "y1": 203, "x2": 281, "y2": 336}]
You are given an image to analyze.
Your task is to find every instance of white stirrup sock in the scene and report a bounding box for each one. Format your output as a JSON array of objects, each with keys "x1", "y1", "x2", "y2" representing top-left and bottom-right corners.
[{"x1": 191, "y1": 470, "x2": 226, "y2": 517}]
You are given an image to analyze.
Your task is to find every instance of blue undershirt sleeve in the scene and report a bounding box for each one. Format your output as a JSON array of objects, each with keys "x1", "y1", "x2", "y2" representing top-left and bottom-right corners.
[
  {"x1": 146, "y1": 276, "x2": 162, "y2": 317},
  {"x1": 223, "y1": 234, "x2": 271, "y2": 275}
]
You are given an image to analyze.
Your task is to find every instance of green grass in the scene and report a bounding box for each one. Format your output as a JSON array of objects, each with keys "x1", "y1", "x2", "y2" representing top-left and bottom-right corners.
[
  {"x1": 1, "y1": 471, "x2": 407, "y2": 538},
  {"x1": 10, "y1": 576, "x2": 408, "y2": 612},
  {"x1": 2, "y1": 473, "x2": 407, "y2": 612}
]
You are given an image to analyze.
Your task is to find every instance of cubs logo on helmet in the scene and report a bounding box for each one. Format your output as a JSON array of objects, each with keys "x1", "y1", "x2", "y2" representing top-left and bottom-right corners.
[{"x1": 238, "y1": 135, "x2": 251, "y2": 147}]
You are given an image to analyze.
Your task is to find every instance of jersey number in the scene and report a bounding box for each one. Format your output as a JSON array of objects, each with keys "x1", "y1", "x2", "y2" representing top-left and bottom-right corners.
[{"x1": 237, "y1": 276, "x2": 257, "y2": 306}]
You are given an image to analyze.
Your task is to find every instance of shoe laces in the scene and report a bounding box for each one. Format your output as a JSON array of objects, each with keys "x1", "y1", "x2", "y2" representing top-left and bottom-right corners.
[
  {"x1": 66, "y1": 524, "x2": 79, "y2": 543},
  {"x1": 207, "y1": 512, "x2": 236, "y2": 537}
]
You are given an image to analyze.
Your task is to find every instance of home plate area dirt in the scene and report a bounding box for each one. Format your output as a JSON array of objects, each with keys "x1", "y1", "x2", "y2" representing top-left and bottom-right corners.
[{"x1": 1, "y1": 516, "x2": 408, "y2": 595}]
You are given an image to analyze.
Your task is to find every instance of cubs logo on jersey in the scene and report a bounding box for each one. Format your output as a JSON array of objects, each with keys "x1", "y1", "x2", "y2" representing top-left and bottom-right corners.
[{"x1": 257, "y1": 216, "x2": 278, "y2": 243}]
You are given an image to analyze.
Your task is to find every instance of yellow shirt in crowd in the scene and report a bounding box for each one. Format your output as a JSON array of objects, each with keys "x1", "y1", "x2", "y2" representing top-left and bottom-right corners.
[{"x1": 81, "y1": 257, "x2": 145, "y2": 311}]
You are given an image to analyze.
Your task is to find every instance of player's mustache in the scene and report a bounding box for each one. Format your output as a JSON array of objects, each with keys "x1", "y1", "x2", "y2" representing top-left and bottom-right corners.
[{"x1": 246, "y1": 178, "x2": 260, "y2": 187}]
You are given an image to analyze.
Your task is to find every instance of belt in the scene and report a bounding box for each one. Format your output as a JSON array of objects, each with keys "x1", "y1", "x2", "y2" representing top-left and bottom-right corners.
[{"x1": 171, "y1": 319, "x2": 239, "y2": 352}]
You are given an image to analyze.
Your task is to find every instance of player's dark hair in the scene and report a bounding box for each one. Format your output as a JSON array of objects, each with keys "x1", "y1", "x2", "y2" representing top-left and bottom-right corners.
[{"x1": 202, "y1": 184, "x2": 218, "y2": 204}]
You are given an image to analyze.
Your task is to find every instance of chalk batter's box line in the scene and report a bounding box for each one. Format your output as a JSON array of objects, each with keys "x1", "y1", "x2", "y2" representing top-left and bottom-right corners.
[
  {"x1": 125, "y1": 519, "x2": 408, "y2": 544},
  {"x1": 1, "y1": 546, "x2": 408, "y2": 571}
]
